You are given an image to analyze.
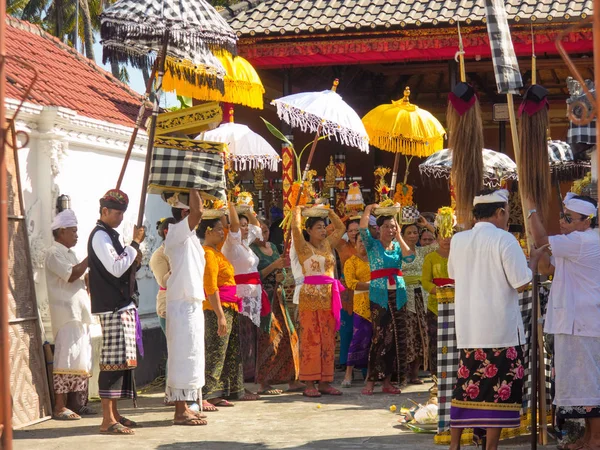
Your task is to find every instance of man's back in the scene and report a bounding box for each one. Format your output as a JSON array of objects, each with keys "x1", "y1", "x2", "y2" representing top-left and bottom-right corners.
[{"x1": 449, "y1": 222, "x2": 531, "y2": 349}]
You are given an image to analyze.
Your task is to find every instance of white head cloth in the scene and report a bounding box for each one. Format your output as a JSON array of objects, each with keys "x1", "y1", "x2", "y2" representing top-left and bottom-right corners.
[
  {"x1": 473, "y1": 189, "x2": 509, "y2": 206},
  {"x1": 564, "y1": 192, "x2": 597, "y2": 217},
  {"x1": 368, "y1": 215, "x2": 377, "y2": 227},
  {"x1": 51, "y1": 209, "x2": 77, "y2": 230},
  {"x1": 166, "y1": 193, "x2": 190, "y2": 210}
]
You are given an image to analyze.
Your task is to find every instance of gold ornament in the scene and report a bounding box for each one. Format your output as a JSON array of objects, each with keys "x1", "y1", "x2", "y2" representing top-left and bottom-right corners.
[
  {"x1": 325, "y1": 156, "x2": 337, "y2": 189},
  {"x1": 254, "y1": 167, "x2": 265, "y2": 190}
]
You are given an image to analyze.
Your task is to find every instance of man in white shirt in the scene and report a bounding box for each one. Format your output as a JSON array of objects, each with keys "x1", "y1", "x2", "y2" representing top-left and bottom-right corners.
[
  {"x1": 87, "y1": 189, "x2": 145, "y2": 435},
  {"x1": 45, "y1": 209, "x2": 92, "y2": 421},
  {"x1": 527, "y1": 193, "x2": 600, "y2": 449},
  {"x1": 448, "y1": 189, "x2": 541, "y2": 450},
  {"x1": 163, "y1": 189, "x2": 225, "y2": 426}
]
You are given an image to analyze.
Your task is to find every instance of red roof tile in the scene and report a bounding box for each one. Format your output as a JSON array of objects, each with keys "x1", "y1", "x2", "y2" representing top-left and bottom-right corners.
[{"x1": 6, "y1": 16, "x2": 142, "y2": 128}]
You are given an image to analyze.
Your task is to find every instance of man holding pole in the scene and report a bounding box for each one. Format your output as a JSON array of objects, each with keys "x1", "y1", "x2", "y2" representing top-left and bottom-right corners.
[
  {"x1": 448, "y1": 189, "x2": 545, "y2": 450},
  {"x1": 88, "y1": 189, "x2": 145, "y2": 435},
  {"x1": 527, "y1": 193, "x2": 600, "y2": 449}
]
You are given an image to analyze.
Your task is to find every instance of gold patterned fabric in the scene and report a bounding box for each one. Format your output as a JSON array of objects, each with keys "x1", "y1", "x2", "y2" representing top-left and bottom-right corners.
[{"x1": 343, "y1": 255, "x2": 371, "y2": 321}]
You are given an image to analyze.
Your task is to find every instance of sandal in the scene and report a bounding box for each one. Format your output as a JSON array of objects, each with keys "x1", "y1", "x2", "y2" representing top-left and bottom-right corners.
[
  {"x1": 53, "y1": 408, "x2": 81, "y2": 421},
  {"x1": 409, "y1": 379, "x2": 424, "y2": 385},
  {"x1": 341, "y1": 379, "x2": 352, "y2": 388},
  {"x1": 240, "y1": 393, "x2": 261, "y2": 401},
  {"x1": 119, "y1": 417, "x2": 142, "y2": 428},
  {"x1": 361, "y1": 388, "x2": 374, "y2": 396},
  {"x1": 77, "y1": 405, "x2": 97, "y2": 416},
  {"x1": 258, "y1": 388, "x2": 283, "y2": 395},
  {"x1": 173, "y1": 417, "x2": 207, "y2": 426},
  {"x1": 100, "y1": 422, "x2": 134, "y2": 435},
  {"x1": 319, "y1": 386, "x2": 342, "y2": 396},
  {"x1": 302, "y1": 388, "x2": 322, "y2": 398},
  {"x1": 213, "y1": 399, "x2": 235, "y2": 407},
  {"x1": 201, "y1": 401, "x2": 219, "y2": 412},
  {"x1": 382, "y1": 386, "x2": 402, "y2": 395}
]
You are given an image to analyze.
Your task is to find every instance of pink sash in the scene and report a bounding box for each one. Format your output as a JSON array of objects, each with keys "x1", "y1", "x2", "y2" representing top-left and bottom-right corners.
[
  {"x1": 303, "y1": 275, "x2": 345, "y2": 331},
  {"x1": 218, "y1": 285, "x2": 243, "y2": 311}
]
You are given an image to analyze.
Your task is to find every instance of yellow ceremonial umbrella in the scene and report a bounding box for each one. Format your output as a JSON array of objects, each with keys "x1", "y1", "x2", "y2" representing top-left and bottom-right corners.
[
  {"x1": 162, "y1": 52, "x2": 265, "y2": 109},
  {"x1": 362, "y1": 87, "x2": 445, "y2": 194}
]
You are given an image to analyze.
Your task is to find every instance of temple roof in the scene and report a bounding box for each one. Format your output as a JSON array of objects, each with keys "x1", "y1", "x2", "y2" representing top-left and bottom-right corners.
[{"x1": 228, "y1": 0, "x2": 592, "y2": 37}]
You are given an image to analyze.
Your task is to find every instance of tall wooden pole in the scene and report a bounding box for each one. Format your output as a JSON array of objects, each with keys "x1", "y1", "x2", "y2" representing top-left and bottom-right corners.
[{"x1": 0, "y1": 0, "x2": 13, "y2": 445}]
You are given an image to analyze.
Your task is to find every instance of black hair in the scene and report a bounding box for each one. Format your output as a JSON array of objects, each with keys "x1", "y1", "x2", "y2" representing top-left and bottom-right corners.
[
  {"x1": 376, "y1": 215, "x2": 394, "y2": 228},
  {"x1": 303, "y1": 217, "x2": 327, "y2": 242},
  {"x1": 52, "y1": 229, "x2": 60, "y2": 239},
  {"x1": 157, "y1": 217, "x2": 177, "y2": 240},
  {"x1": 572, "y1": 195, "x2": 598, "y2": 228},
  {"x1": 419, "y1": 228, "x2": 435, "y2": 238},
  {"x1": 472, "y1": 188, "x2": 507, "y2": 220},
  {"x1": 401, "y1": 223, "x2": 418, "y2": 235},
  {"x1": 239, "y1": 214, "x2": 249, "y2": 223},
  {"x1": 172, "y1": 207, "x2": 185, "y2": 221},
  {"x1": 346, "y1": 219, "x2": 360, "y2": 230},
  {"x1": 196, "y1": 218, "x2": 220, "y2": 239}
]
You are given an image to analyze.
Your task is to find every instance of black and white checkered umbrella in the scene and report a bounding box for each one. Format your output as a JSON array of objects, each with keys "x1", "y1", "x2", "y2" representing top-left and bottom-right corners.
[
  {"x1": 100, "y1": 0, "x2": 237, "y2": 67},
  {"x1": 419, "y1": 148, "x2": 517, "y2": 186}
]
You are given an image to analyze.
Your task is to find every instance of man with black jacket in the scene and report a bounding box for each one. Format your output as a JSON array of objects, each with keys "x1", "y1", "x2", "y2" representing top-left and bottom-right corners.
[{"x1": 88, "y1": 189, "x2": 145, "y2": 435}]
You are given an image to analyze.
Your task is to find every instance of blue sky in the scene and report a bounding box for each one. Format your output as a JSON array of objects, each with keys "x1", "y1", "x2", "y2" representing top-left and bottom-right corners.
[{"x1": 92, "y1": 39, "x2": 178, "y2": 108}]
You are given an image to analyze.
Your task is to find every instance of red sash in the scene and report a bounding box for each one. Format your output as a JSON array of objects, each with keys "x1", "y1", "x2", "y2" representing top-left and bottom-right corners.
[
  {"x1": 370, "y1": 268, "x2": 403, "y2": 285},
  {"x1": 234, "y1": 272, "x2": 271, "y2": 316},
  {"x1": 159, "y1": 287, "x2": 166, "y2": 291},
  {"x1": 433, "y1": 278, "x2": 455, "y2": 287}
]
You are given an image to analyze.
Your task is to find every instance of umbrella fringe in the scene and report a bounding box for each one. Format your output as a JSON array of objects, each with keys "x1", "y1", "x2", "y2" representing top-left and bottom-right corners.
[
  {"x1": 100, "y1": 21, "x2": 238, "y2": 57},
  {"x1": 368, "y1": 133, "x2": 444, "y2": 157},
  {"x1": 273, "y1": 102, "x2": 369, "y2": 153},
  {"x1": 164, "y1": 58, "x2": 226, "y2": 95},
  {"x1": 231, "y1": 154, "x2": 280, "y2": 172},
  {"x1": 102, "y1": 44, "x2": 154, "y2": 68}
]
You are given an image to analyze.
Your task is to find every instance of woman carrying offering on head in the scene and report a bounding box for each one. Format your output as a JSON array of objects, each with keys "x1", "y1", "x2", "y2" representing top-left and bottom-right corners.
[
  {"x1": 291, "y1": 206, "x2": 346, "y2": 398},
  {"x1": 359, "y1": 204, "x2": 414, "y2": 395}
]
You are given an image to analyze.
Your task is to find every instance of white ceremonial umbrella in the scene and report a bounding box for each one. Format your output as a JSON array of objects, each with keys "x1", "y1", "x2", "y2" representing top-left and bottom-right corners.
[{"x1": 200, "y1": 122, "x2": 281, "y2": 172}]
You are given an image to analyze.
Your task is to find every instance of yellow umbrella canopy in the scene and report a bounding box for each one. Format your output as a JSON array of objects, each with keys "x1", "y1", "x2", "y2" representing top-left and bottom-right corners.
[
  {"x1": 162, "y1": 52, "x2": 265, "y2": 109},
  {"x1": 362, "y1": 87, "x2": 445, "y2": 158}
]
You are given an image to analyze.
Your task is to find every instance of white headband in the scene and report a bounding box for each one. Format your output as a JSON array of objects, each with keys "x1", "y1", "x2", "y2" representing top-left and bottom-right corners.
[
  {"x1": 473, "y1": 189, "x2": 509, "y2": 206},
  {"x1": 51, "y1": 209, "x2": 77, "y2": 230},
  {"x1": 368, "y1": 216, "x2": 377, "y2": 227},
  {"x1": 166, "y1": 193, "x2": 190, "y2": 211},
  {"x1": 564, "y1": 192, "x2": 597, "y2": 218}
]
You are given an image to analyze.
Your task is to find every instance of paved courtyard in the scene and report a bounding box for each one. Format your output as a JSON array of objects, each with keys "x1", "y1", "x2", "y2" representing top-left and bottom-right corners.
[{"x1": 13, "y1": 376, "x2": 555, "y2": 450}]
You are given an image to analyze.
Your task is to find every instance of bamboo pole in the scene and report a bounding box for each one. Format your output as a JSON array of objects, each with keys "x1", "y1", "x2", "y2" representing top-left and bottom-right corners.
[{"x1": 0, "y1": 0, "x2": 12, "y2": 444}]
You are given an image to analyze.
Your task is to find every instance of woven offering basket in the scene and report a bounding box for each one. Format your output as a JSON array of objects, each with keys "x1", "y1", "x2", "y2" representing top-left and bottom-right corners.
[
  {"x1": 203, "y1": 208, "x2": 227, "y2": 220},
  {"x1": 373, "y1": 206, "x2": 401, "y2": 217},
  {"x1": 301, "y1": 207, "x2": 330, "y2": 218}
]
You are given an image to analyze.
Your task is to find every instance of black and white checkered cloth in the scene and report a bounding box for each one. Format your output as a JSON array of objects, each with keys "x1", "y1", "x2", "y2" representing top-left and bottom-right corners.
[
  {"x1": 100, "y1": 0, "x2": 237, "y2": 65},
  {"x1": 98, "y1": 309, "x2": 137, "y2": 371},
  {"x1": 148, "y1": 137, "x2": 227, "y2": 202},
  {"x1": 566, "y1": 77, "x2": 596, "y2": 145},
  {"x1": 419, "y1": 148, "x2": 517, "y2": 186},
  {"x1": 437, "y1": 287, "x2": 552, "y2": 435},
  {"x1": 484, "y1": 0, "x2": 523, "y2": 94}
]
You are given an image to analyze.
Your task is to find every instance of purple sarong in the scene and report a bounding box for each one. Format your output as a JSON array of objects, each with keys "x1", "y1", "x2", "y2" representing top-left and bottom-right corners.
[{"x1": 346, "y1": 314, "x2": 372, "y2": 368}]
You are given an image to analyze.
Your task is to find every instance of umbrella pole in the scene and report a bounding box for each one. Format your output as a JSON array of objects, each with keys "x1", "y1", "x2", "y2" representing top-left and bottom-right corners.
[
  {"x1": 555, "y1": 177, "x2": 565, "y2": 216},
  {"x1": 116, "y1": 58, "x2": 160, "y2": 190},
  {"x1": 390, "y1": 153, "x2": 401, "y2": 196},
  {"x1": 136, "y1": 31, "x2": 169, "y2": 228},
  {"x1": 283, "y1": 126, "x2": 323, "y2": 254}
]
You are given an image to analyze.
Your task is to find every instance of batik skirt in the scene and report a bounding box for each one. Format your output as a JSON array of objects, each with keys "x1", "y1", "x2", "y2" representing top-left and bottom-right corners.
[
  {"x1": 97, "y1": 309, "x2": 137, "y2": 400},
  {"x1": 404, "y1": 285, "x2": 429, "y2": 370},
  {"x1": 367, "y1": 290, "x2": 407, "y2": 385},
  {"x1": 203, "y1": 307, "x2": 244, "y2": 400},
  {"x1": 451, "y1": 346, "x2": 525, "y2": 430},
  {"x1": 255, "y1": 287, "x2": 299, "y2": 386},
  {"x1": 346, "y1": 313, "x2": 372, "y2": 369}
]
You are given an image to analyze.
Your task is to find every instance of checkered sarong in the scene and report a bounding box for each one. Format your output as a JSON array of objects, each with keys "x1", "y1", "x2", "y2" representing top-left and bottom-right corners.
[
  {"x1": 566, "y1": 77, "x2": 597, "y2": 145},
  {"x1": 484, "y1": 0, "x2": 523, "y2": 94},
  {"x1": 98, "y1": 309, "x2": 137, "y2": 371},
  {"x1": 436, "y1": 287, "x2": 552, "y2": 435},
  {"x1": 148, "y1": 137, "x2": 227, "y2": 201}
]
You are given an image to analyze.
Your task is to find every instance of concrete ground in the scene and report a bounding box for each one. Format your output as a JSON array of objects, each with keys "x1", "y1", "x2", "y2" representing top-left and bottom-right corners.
[{"x1": 14, "y1": 377, "x2": 555, "y2": 450}]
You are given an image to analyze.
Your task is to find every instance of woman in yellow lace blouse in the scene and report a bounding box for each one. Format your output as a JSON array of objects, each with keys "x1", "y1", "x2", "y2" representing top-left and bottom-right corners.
[
  {"x1": 199, "y1": 217, "x2": 252, "y2": 409},
  {"x1": 291, "y1": 206, "x2": 345, "y2": 398},
  {"x1": 341, "y1": 233, "x2": 372, "y2": 387}
]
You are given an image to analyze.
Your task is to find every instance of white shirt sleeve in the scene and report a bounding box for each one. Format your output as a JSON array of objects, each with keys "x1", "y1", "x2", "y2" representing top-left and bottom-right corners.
[
  {"x1": 165, "y1": 217, "x2": 193, "y2": 254},
  {"x1": 247, "y1": 224, "x2": 262, "y2": 246},
  {"x1": 222, "y1": 229, "x2": 242, "y2": 261},
  {"x1": 447, "y1": 237, "x2": 456, "y2": 279},
  {"x1": 549, "y1": 233, "x2": 582, "y2": 260},
  {"x1": 91, "y1": 231, "x2": 137, "y2": 278},
  {"x1": 45, "y1": 248, "x2": 73, "y2": 282},
  {"x1": 500, "y1": 234, "x2": 532, "y2": 289}
]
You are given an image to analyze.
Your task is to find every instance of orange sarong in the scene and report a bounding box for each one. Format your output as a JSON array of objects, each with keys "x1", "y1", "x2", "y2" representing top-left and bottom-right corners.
[{"x1": 298, "y1": 309, "x2": 336, "y2": 382}]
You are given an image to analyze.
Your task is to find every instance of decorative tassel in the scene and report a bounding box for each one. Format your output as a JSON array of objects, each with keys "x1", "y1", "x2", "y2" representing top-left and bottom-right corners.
[
  {"x1": 517, "y1": 84, "x2": 551, "y2": 218},
  {"x1": 447, "y1": 82, "x2": 484, "y2": 227}
]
